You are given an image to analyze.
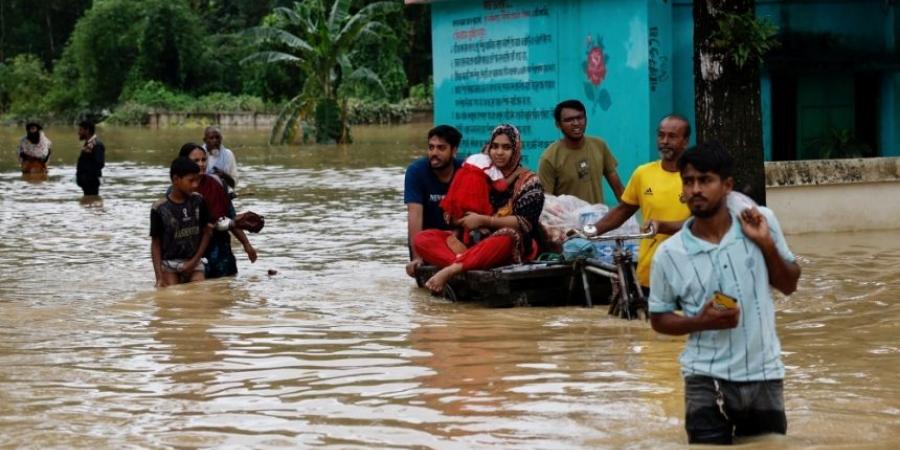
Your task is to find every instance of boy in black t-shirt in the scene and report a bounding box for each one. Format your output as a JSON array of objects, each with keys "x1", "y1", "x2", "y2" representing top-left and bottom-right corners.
[{"x1": 150, "y1": 157, "x2": 213, "y2": 287}]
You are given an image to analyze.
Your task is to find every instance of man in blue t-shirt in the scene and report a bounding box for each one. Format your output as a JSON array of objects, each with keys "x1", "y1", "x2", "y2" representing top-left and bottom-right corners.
[{"x1": 404, "y1": 125, "x2": 463, "y2": 277}]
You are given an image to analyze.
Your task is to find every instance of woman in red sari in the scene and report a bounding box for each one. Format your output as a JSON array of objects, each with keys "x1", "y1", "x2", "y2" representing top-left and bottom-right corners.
[{"x1": 413, "y1": 124, "x2": 545, "y2": 294}]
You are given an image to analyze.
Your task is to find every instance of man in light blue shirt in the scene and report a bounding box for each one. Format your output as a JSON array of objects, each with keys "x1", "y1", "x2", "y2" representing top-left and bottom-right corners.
[{"x1": 649, "y1": 141, "x2": 801, "y2": 445}]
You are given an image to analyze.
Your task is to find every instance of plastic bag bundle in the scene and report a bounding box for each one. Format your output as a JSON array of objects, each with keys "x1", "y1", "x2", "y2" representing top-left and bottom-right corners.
[
  {"x1": 726, "y1": 191, "x2": 758, "y2": 215},
  {"x1": 540, "y1": 194, "x2": 593, "y2": 244},
  {"x1": 566, "y1": 213, "x2": 640, "y2": 263},
  {"x1": 541, "y1": 194, "x2": 641, "y2": 262},
  {"x1": 572, "y1": 203, "x2": 610, "y2": 229}
]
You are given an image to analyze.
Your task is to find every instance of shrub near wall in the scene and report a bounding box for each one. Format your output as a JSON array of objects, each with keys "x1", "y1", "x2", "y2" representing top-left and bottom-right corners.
[
  {"x1": 346, "y1": 98, "x2": 413, "y2": 125},
  {"x1": 106, "y1": 80, "x2": 428, "y2": 127},
  {"x1": 107, "y1": 80, "x2": 276, "y2": 125}
]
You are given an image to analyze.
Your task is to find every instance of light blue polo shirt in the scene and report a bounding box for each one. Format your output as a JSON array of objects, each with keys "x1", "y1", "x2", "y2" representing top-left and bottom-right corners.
[{"x1": 649, "y1": 207, "x2": 796, "y2": 382}]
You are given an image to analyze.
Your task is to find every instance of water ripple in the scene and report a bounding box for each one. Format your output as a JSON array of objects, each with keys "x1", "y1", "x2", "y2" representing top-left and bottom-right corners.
[{"x1": 0, "y1": 127, "x2": 897, "y2": 448}]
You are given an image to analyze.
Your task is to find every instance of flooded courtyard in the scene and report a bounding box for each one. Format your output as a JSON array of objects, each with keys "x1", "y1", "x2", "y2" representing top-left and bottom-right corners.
[{"x1": 0, "y1": 125, "x2": 897, "y2": 449}]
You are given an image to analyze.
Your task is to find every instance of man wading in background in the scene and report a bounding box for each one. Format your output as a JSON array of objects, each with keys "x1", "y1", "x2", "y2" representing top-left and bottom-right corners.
[
  {"x1": 17, "y1": 122, "x2": 52, "y2": 175},
  {"x1": 202, "y1": 126, "x2": 238, "y2": 189},
  {"x1": 76, "y1": 120, "x2": 105, "y2": 196}
]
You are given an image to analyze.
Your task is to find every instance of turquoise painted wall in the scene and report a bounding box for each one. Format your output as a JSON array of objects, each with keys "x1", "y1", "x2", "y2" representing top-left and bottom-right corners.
[
  {"x1": 757, "y1": 0, "x2": 895, "y2": 158},
  {"x1": 431, "y1": 0, "x2": 674, "y2": 206},
  {"x1": 755, "y1": 0, "x2": 888, "y2": 49},
  {"x1": 671, "y1": 0, "x2": 898, "y2": 159},
  {"x1": 671, "y1": 0, "x2": 695, "y2": 149},
  {"x1": 431, "y1": 0, "x2": 899, "y2": 167}
]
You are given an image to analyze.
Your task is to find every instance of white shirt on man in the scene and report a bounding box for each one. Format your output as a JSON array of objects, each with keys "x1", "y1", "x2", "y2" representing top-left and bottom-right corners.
[{"x1": 203, "y1": 144, "x2": 238, "y2": 185}]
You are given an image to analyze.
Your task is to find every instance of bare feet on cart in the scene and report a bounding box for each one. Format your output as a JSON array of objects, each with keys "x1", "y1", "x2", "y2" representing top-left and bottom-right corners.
[{"x1": 425, "y1": 263, "x2": 463, "y2": 294}]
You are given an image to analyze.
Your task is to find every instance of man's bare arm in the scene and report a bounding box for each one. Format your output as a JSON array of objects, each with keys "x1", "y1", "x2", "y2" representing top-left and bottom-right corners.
[
  {"x1": 605, "y1": 170, "x2": 625, "y2": 203},
  {"x1": 407, "y1": 203, "x2": 424, "y2": 260},
  {"x1": 151, "y1": 237, "x2": 164, "y2": 287},
  {"x1": 406, "y1": 203, "x2": 425, "y2": 277},
  {"x1": 651, "y1": 301, "x2": 740, "y2": 336},
  {"x1": 593, "y1": 202, "x2": 639, "y2": 235}
]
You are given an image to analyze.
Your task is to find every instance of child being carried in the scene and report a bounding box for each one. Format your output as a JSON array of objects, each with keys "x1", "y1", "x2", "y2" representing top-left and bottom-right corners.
[{"x1": 439, "y1": 153, "x2": 509, "y2": 251}]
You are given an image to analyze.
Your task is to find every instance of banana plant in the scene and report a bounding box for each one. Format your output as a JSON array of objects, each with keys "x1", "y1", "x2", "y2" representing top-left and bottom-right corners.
[{"x1": 243, "y1": 0, "x2": 398, "y2": 144}]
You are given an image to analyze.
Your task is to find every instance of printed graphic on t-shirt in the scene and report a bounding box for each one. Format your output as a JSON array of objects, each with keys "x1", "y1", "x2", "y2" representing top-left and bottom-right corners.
[
  {"x1": 577, "y1": 159, "x2": 589, "y2": 179},
  {"x1": 151, "y1": 195, "x2": 206, "y2": 260}
]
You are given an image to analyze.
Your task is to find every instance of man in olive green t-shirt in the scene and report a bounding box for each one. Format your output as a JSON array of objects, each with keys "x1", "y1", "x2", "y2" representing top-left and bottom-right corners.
[{"x1": 538, "y1": 99, "x2": 624, "y2": 204}]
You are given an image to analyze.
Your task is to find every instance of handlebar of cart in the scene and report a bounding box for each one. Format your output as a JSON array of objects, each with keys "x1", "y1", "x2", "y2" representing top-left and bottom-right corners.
[{"x1": 565, "y1": 223, "x2": 656, "y2": 320}]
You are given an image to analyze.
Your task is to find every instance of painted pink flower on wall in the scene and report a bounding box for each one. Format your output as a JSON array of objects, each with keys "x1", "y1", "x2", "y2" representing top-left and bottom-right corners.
[
  {"x1": 587, "y1": 47, "x2": 606, "y2": 84},
  {"x1": 584, "y1": 35, "x2": 612, "y2": 112}
]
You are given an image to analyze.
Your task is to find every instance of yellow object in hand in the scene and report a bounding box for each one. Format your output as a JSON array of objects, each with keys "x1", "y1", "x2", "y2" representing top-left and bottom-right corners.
[{"x1": 712, "y1": 291, "x2": 738, "y2": 310}]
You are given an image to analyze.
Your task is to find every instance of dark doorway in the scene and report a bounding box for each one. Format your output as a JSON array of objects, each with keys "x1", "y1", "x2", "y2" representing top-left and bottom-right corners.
[
  {"x1": 854, "y1": 71, "x2": 880, "y2": 157},
  {"x1": 770, "y1": 71, "x2": 797, "y2": 161}
]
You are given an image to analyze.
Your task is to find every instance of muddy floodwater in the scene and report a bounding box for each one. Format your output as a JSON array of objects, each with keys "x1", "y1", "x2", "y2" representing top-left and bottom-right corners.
[{"x1": 0, "y1": 125, "x2": 897, "y2": 449}]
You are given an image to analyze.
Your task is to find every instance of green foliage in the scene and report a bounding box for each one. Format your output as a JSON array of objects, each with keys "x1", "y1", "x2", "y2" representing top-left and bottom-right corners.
[
  {"x1": 408, "y1": 76, "x2": 433, "y2": 105},
  {"x1": 382, "y1": 65, "x2": 410, "y2": 102},
  {"x1": 108, "y1": 80, "x2": 273, "y2": 124},
  {"x1": 345, "y1": 0, "x2": 409, "y2": 101},
  {"x1": 805, "y1": 128, "x2": 873, "y2": 159},
  {"x1": 346, "y1": 98, "x2": 412, "y2": 125},
  {"x1": 712, "y1": 12, "x2": 780, "y2": 68},
  {"x1": 240, "y1": 59, "x2": 307, "y2": 101},
  {"x1": 0, "y1": 0, "x2": 428, "y2": 127},
  {"x1": 50, "y1": 0, "x2": 212, "y2": 109},
  {"x1": 106, "y1": 102, "x2": 154, "y2": 125},
  {"x1": 42, "y1": 46, "x2": 89, "y2": 116},
  {"x1": 119, "y1": 82, "x2": 269, "y2": 113},
  {"x1": 0, "y1": 54, "x2": 52, "y2": 118},
  {"x1": 194, "y1": 93, "x2": 268, "y2": 113},
  {"x1": 120, "y1": 81, "x2": 193, "y2": 110},
  {"x1": 59, "y1": 0, "x2": 144, "y2": 107},
  {"x1": 314, "y1": 97, "x2": 344, "y2": 144},
  {"x1": 400, "y1": 2, "x2": 432, "y2": 89},
  {"x1": 188, "y1": 0, "x2": 278, "y2": 34},
  {"x1": 129, "y1": 1, "x2": 208, "y2": 93},
  {"x1": 0, "y1": 0, "x2": 92, "y2": 67},
  {"x1": 244, "y1": 0, "x2": 400, "y2": 144}
]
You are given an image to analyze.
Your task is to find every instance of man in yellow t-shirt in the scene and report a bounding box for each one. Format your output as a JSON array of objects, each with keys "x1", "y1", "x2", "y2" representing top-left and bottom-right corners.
[
  {"x1": 591, "y1": 115, "x2": 692, "y2": 290},
  {"x1": 538, "y1": 99, "x2": 624, "y2": 204}
]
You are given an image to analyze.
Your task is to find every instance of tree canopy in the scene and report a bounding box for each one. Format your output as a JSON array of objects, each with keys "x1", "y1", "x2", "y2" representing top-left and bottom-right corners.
[
  {"x1": 243, "y1": 0, "x2": 400, "y2": 143},
  {"x1": 0, "y1": 0, "x2": 431, "y2": 132}
]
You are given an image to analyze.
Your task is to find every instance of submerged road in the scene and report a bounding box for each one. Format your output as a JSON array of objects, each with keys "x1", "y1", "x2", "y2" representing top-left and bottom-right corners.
[{"x1": 0, "y1": 125, "x2": 897, "y2": 448}]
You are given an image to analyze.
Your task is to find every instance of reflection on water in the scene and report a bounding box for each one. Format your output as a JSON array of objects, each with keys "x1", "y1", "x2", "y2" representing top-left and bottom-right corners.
[{"x1": 0, "y1": 125, "x2": 897, "y2": 448}]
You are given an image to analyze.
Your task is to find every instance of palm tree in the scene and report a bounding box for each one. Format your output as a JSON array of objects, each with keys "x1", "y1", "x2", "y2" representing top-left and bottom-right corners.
[{"x1": 243, "y1": 0, "x2": 398, "y2": 144}]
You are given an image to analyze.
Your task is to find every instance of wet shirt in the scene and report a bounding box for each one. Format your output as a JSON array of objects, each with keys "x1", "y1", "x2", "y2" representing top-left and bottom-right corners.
[
  {"x1": 538, "y1": 136, "x2": 617, "y2": 205},
  {"x1": 620, "y1": 161, "x2": 691, "y2": 287},
  {"x1": 196, "y1": 174, "x2": 231, "y2": 220},
  {"x1": 203, "y1": 145, "x2": 238, "y2": 185},
  {"x1": 403, "y1": 157, "x2": 463, "y2": 230},
  {"x1": 150, "y1": 193, "x2": 210, "y2": 260},
  {"x1": 77, "y1": 136, "x2": 105, "y2": 178},
  {"x1": 649, "y1": 208, "x2": 796, "y2": 382}
]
